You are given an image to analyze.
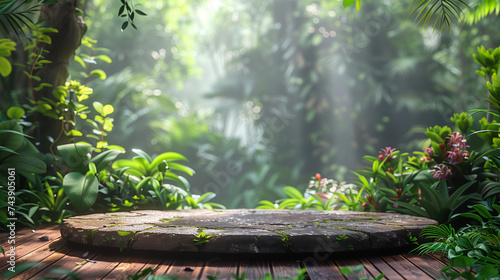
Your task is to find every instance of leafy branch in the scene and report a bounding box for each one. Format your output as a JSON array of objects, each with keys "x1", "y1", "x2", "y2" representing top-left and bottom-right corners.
[{"x1": 117, "y1": 0, "x2": 147, "y2": 31}]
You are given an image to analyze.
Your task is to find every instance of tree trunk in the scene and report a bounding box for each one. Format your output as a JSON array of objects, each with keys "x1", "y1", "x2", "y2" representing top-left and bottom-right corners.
[{"x1": 34, "y1": 0, "x2": 87, "y2": 160}]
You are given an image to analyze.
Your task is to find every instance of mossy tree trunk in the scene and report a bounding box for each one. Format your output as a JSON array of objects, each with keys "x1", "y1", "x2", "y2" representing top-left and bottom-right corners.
[{"x1": 33, "y1": 0, "x2": 87, "y2": 160}]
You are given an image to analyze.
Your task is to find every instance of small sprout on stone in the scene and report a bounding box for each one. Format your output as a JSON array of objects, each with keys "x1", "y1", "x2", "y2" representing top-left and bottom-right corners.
[
  {"x1": 194, "y1": 232, "x2": 212, "y2": 246},
  {"x1": 117, "y1": 231, "x2": 132, "y2": 236}
]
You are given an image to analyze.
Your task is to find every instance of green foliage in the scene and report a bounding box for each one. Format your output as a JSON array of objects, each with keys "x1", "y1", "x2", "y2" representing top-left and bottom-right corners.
[
  {"x1": 62, "y1": 167, "x2": 99, "y2": 211},
  {"x1": 0, "y1": 38, "x2": 15, "y2": 77},
  {"x1": 0, "y1": 0, "x2": 46, "y2": 40},
  {"x1": 6, "y1": 106, "x2": 25, "y2": 121},
  {"x1": 57, "y1": 143, "x2": 124, "y2": 211},
  {"x1": 112, "y1": 149, "x2": 193, "y2": 195},
  {"x1": 193, "y1": 231, "x2": 212, "y2": 247},
  {"x1": 0, "y1": 120, "x2": 46, "y2": 186},
  {"x1": 463, "y1": 0, "x2": 500, "y2": 25},
  {"x1": 451, "y1": 112, "x2": 474, "y2": 135},
  {"x1": 408, "y1": 0, "x2": 469, "y2": 31},
  {"x1": 474, "y1": 46, "x2": 500, "y2": 79},
  {"x1": 414, "y1": 201, "x2": 500, "y2": 279},
  {"x1": 486, "y1": 74, "x2": 500, "y2": 112},
  {"x1": 391, "y1": 180, "x2": 480, "y2": 224},
  {"x1": 73, "y1": 36, "x2": 112, "y2": 82},
  {"x1": 18, "y1": 176, "x2": 74, "y2": 224},
  {"x1": 257, "y1": 185, "x2": 335, "y2": 210},
  {"x1": 118, "y1": 0, "x2": 147, "y2": 31},
  {"x1": 184, "y1": 192, "x2": 225, "y2": 210}
]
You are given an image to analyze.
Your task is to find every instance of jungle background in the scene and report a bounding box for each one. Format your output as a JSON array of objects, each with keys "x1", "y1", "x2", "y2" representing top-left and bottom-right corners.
[{"x1": 2, "y1": 0, "x2": 499, "y2": 208}]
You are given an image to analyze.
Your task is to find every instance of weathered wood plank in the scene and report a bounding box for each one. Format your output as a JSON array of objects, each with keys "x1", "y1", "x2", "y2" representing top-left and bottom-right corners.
[
  {"x1": 365, "y1": 256, "x2": 404, "y2": 280},
  {"x1": 402, "y1": 253, "x2": 446, "y2": 279},
  {"x1": 64, "y1": 248, "x2": 126, "y2": 279},
  {"x1": 380, "y1": 254, "x2": 434, "y2": 280},
  {"x1": 357, "y1": 257, "x2": 386, "y2": 279},
  {"x1": 7, "y1": 240, "x2": 73, "y2": 280},
  {"x1": 271, "y1": 259, "x2": 303, "y2": 279},
  {"x1": 0, "y1": 224, "x2": 59, "y2": 256},
  {"x1": 1, "y1": 231, "x2": 62, "y2": 270},
  {"x1": 149, "y1": 258, "x2": 175, "y2": 278},
  {"x1": 197, "y1": 258, "x2": 238, "y2": 280},
  {"x1": 24, "y1": 240, "x2": 91, "y2": 279},
  {"x1": 335, "y1": 258, "x2": 374, "y2": 280},
  {"x1": 303, "y1": 259, "x2": 345, "y2": 279},
  {"x1": 100, "y1": 254, "x2": 151, "y2": 279},
  {"x1": 238, "y1": 260, "x2": 272, "y2": 279},
  {"x1": 164, "y1": 258, "x2": 206, "y2": 279}
]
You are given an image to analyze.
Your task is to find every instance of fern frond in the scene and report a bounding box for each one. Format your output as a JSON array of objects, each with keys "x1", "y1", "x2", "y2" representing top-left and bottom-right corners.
[
  {"x1": 462, "y1": 0, "x2": 500, "y2": 25},
  {"x1": 409, "y1": 0, "x2": 470, "y2": 31},
  {"x1": 420, "y1": 224, "x2": 456, "y2": 239},
  {"x1": 0, "y1": 0, "x2": 40, "y2": 41}
]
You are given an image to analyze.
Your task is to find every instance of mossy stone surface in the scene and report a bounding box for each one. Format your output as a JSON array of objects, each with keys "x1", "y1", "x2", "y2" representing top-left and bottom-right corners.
[{"x1": 60, "y1": 209, "x2": 437, "y2": 253}]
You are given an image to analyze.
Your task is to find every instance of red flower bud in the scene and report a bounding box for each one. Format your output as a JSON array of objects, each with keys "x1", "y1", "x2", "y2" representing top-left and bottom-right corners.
[
  {"x1": 427, "y1": 156, "x2": 432, "y2": 161},
  {"x1": 387, "y1": 167, "x2": 394, "y2": 174},
  {"x1": 378, "y1": 154, "x2": 384, "y2": 161},
  {"x1": 315, "y1": 173, "x2": 321, "y2": 180},
  {"x1": 396, "y1": 188, "x2": 403, "y2": 197}
]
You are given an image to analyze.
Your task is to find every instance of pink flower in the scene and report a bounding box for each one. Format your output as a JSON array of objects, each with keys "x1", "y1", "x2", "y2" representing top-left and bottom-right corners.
[
  {"x1": 424, "y1": 147, "x2": 433, "y2": 155},
  {"x1": 446, "y1": 132, "x2": 470, "y2": 150},
  {"x1": 431, "y1": 164, "x2": 453, "y2": 180},
  {"x1": 443, "y1": 132, "x2": 469, "y2": 164},
  {"x1": 379, "y1": 147, "x2": 396, "y2": 162}
]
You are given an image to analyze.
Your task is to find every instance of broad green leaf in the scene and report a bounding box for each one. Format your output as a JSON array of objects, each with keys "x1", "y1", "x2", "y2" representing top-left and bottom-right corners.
[
  {"x1": 90, "y1": 69, "x2": 106, "y2": 80},
  {"x1": 343, "y1": 0, "x2": 355, "y2": 7},
  {"x1": 93, "y1": 102, "x2": 104, "y2": 115},
  {"x1": 57, "y1": 143, "x2": 93, "y2": 173},
  {"x1": 472, "y1": 204, "x2": 492, "y2": 219},
  {"x1": 166, "y1": 162, "x2": 195, "y2": 176},
  {"x1": 197, "y1": 192, "x2": 216, "y2": 203},
  {"x1": 0, "y1": 154, "x2": 46, "y2": 175},
  {"x1": 6, "y1": 106, "x2": 25, "y2": 121},
  {"x1": 63, "y1": 172, "x2": 98, "y2": 210},
  {"x1": 0, "y1": 56, "x2": 12, "y2": 77},
  {"x1": 88, "y1": 162, "x2": 97, "y2": 174},
  {"x1": 94, "y1": 54, "x2": 112, "y2": 63},
  {"x1": 74, "y1": 55, "x2": 86, "y2": 68},
  {"x1": 65, "y1": 129, "x2": 83, "y2": 137},
  {"x1": 150, "y1": 152, "x2": 188, "y2": 168},
  {"x1": 102, "y1": 104, "x2": 114, "y2": 116},
  {"x1": 0, "y1": 120, "x2": 23, "y2": 152},
  {"x1": 90, "y1": 149, "x2": 124, "y2": 171},
  {"x1": 283, "y1": 186, "x2": 304, "y2": 200}
]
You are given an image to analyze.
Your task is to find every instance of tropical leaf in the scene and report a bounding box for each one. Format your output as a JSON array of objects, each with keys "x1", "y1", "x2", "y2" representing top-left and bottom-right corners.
[
  {"x1": 408, "y1": 0, "x2": 470, "y2": 31},
  {"x1": 63, "y1": 171, "x2": 99, "y2": 211},
  {"x1": 0, "y1": 0, "x2": 41, "y2": 40},
  {"x1": 462, "y1": 0, "x2": 500, "y2": 25}
]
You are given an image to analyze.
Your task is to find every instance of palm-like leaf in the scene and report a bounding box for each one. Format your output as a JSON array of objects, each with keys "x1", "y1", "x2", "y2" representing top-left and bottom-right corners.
[
  {"x1": 462, "y1": 0, "x2": 500, "y2": 25},
  {"x1": 0, "y1": 0, "x2": 42, "y2": 41},
  {"x1": 408, "y1": 0, "x2": 470, "y2": 31}
]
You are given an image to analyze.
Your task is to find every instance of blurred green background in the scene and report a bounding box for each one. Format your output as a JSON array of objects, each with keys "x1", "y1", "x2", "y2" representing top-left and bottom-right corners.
[{"x1": 17, "y1": 0, "x2": 500, "y2": 208}]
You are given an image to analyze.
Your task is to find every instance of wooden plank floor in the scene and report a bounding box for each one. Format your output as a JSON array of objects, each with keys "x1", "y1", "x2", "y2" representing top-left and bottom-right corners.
[{"x1": 1, "y1": 224, "x2": 451, "y2": 280}]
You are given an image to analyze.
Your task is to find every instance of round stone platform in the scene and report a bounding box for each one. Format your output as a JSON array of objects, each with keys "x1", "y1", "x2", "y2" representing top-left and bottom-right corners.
[{"x1": 60, "y1": 209, "x2": 437, "y2": 254}]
